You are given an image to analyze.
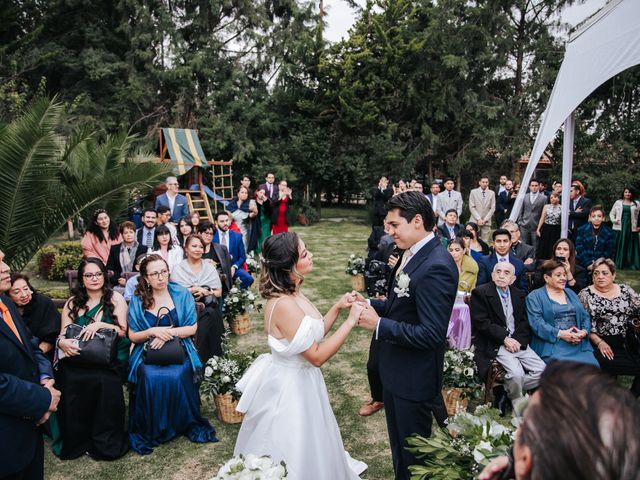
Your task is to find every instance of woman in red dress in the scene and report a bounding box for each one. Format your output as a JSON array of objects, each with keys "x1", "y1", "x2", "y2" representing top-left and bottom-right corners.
[{"x1": 271, "y1": 180, "x2": 292, "y2": 234}]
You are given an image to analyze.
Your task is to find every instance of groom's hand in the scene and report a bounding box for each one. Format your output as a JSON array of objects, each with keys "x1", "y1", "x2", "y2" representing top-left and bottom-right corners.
[{"x1": 357, "y1": 303, "x2": 379, "y2": 330}]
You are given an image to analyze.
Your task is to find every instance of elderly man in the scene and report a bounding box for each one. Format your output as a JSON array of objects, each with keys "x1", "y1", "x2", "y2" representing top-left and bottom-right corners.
[
  {"x1": 471, "y1": 262, "x2": 545, "y2": 403},
  {"x1": 155, "y1": 176, "x2": 189, "y2": 223},
  {"x1": 0, "y1": 248, "x2": 60, "y2": 479}
]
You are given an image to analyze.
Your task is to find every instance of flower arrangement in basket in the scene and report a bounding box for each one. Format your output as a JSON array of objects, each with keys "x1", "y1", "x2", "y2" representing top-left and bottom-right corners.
[
  {"x1": 201, "y1": 335, "x2": 257, "y2": 423},
  {"x1": 407, "y1": 405, "x2": 518, "y2": 480},
  {"x1": 245, "y1": 252, "x2": 261, "y2": 275},
  {"x1": 345, "y1": 254, "x2": 366, "y2": 291},
  {"x1": 442, "y1": 349, "x2": 482, "y2": 414},
  {"x1": 212, "y1": 454, "x2": 287, "y2": 479},
  {"x1": 223, "y1": 286, "x2": 262, "y2": 334}
]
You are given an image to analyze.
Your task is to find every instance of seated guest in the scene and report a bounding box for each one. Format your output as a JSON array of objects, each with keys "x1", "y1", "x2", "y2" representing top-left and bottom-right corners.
[
  {"x1": 198, "y1": 221, "x2": 233, "y2": 295},
  {"x1": 437, "y1": 209, "x2": 464, "y2": 242},
  {"x1": 464, "y1": 222, "x2": 490, "y2": 261},
  {"x1": 579, "y1": 258, "x2": 640, "y2": 397},
  {"x1": 531, "y1": 238, "x2": 588, "y2": 294},
  {"x1": 56, "y1": 258, "x2": 129, "y2": 459},
  {"x1": 107, "y1": 221, "x2": 146, "y2": 293},
  {"x1": 8, "y1": 273, "x2": 61, "y2": 361},
  {"x1": 155, "y1": 205, "x2": 180, "y2": 245},
  {"x1": 471, "y1": 262, "x2": 545, "y2": 401},
  {"x1": 448, "y1": 238, "x2": 478, "y2": 292},
  {"x1": 171, "y1": 235, "x2": 224, "y2": 361},
  {"x1": 81, "y1": 209, "x2": 122, "y2": 264},
  {"x1": 124, "y1": 254, "x2": 147, "y2": 302},
  {"x1": 154, "y1": 176, "x2": 189, "y2": 223},
  {"x1": 127, "y1": 255, "x2": 218, "y2": 455},
  {"x1": 151, "y1": 224, "x2": 184, "y2": 272},
  {"x1": 136, "y1": 208, "x2": 157, "y2": 252},
  {"x1": 575, "y1": 205, "x2": 615, "y2": 270},
  {"x1": 525, "y1": 259, "x2": 598, "y2": 366},
  {"x1": 501, "y1": 220, "x2": 535, "y2": 270},
  {"x1": 477, "y1": 229, "x2": 527, "y2": 291},
  {"x1": 214, "y1": 211, "x2": 254, "y2": 289},
  {"x1": 176, "y1": 216, "x2": 194, "y2": 247}
]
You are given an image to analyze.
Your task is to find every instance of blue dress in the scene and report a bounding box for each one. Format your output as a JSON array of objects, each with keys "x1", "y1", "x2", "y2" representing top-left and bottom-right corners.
[
  {"x1": 129, "y1": 308, "x2": 218, "y2": 455},
  {"x1": 543, "y1": 301, "x2": 599, "y2": 367}
]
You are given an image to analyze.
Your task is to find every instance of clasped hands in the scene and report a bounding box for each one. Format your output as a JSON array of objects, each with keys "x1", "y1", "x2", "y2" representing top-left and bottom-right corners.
[
  {"x1": 338, "y1": 291, "x2": 380, "y2": 330},
  {"x1": 559, "y1": 326, "x2": 588, "y2": 344},
  {"x1": 147, "y1": 326, "x2": 175, "y2": 350}
]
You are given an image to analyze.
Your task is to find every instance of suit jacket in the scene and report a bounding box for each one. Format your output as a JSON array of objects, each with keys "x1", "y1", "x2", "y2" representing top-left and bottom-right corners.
[
  {"x1": 203, "y1": 243, "x2": 233, "y2": 292},
  {"x1": 372, "y1": 186, "x2": 393, "y2": 219},
  {"x1": 518, "y1": 192, "x2": 547, "y2": 230},
  {"x1": 468, "y1": 188, "x2": 496, "y2": 223},
  {"x1": 495, "y1": 190, "x2": 510, "y2": 225},
  {"x1": 470, "y1": 283, "x2": 531, "y2": 380},
  {"x1": 258, "y1": 182, "x2": 279, "y2": 202},
  {"x1": 575, "y1": 223, "x2": 616, "y2": 268},
  {"x1": 511, "y1": 241, "x2": 536, "y2": 272},
  {"x1": 437, "y1": 190, "x2": 464, "y2": 222},
  {"x1": 136, "y1": 226, "x2": 156, "y2": 249},
  {"x1": 0, "y1": 296, "x2": 53, "y2": 476},
  {"x1": 370, "y1": 237, "x2": 458, "y2": 402},
  {"x1": 569, "y1": 196, "x2": 592, "y2": 231},
  {"x1": 425, "y1": 193, "x2": 441, "y2": 219},
  {"x1": 106, "y1": 243, "x2": 147, "y2": 286},
  {"x1": 437, "y1": 223, "x2": 464, "y2": 241},
  {"x1": 477, "y1": 253, "x2": 528, "y2": 292},
  {"x1": 214, "y1": 230, "x2": 246, "y2": 271},
  {"x1": 155, "y1": 193, "x2": 189, "y2": 223}
]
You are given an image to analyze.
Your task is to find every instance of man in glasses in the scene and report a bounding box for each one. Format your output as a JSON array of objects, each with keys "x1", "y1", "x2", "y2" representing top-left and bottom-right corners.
[{"x1": 155, "y1": 176, "x2": 189, "y2": 224}]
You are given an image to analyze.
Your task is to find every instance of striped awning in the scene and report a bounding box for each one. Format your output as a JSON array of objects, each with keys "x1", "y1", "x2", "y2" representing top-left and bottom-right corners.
[{"x1": 161, "y1": 128, "x2": 207, "y2": 175}]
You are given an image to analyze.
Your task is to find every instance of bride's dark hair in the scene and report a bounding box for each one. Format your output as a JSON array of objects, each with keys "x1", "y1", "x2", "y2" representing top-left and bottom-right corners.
[{"x1": 259, "y1": 232, "x2": 304, "y2": 298}]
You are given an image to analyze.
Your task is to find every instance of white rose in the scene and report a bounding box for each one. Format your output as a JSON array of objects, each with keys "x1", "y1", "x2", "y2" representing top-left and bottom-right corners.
[
  {"x1": 397, "y1": 273, "x2": 411, "y2": 289},
  {"x1": 231, "y1": 287, "x2": 238, "y2": 293},
  {"x1": 233, "y1": 297, "x2": 239, "y2": 303},
  {"x1": 248, "y1": 304, "x2": 254, "y2": 311},
  {"x1": 247, "y1": 293, "x2": 255, "y2": 300},
  {"x1": 204, "y1": 366, "x2": 214, "y2": 377},
  {"x1": 209, "y1": 359, "x2": 218, "y2": 367},
  {"x1": 352, "y1": 269, "x2": 357, "y2": 275},
  {"x1": 222, "y1": 375, "x2": 231, "y2": 383}
]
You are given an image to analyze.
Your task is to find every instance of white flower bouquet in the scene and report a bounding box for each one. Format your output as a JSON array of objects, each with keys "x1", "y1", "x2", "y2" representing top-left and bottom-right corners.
[
  {"x1": 245, "y1": 252, "x2": 261, "y2": 274},
  {"x1": 443, "y1": 348, "x2": 480, "y2": 391},
  {"x1": 223, "y1": 286, "x2": 262, "y2": 323},
  {"x1": 201, "y1": 335, "x2": 257, "y2": 401},
  {"x1": 345, "y1": 253, "x2": 366, "y2": 275},
  {"x1": 212, "y1": 454, "x2": 287, "y2": 479}
]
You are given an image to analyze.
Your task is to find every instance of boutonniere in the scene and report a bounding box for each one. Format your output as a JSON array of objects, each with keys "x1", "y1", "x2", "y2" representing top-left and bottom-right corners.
[{"x1": 394, "y1": 272, "x2": 411, "y2": 298}]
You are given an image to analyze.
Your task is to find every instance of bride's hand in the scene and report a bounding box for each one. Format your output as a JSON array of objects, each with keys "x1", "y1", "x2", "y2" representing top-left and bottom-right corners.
[
  {"x1": 338, "y1": 291, "x2": 358, "y2": 309},
  {"x1": 346, "y1": 302, "x2": 364, "y2": 327}
]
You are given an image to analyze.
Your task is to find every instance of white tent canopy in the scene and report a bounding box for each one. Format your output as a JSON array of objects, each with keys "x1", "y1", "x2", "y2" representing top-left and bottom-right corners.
[{"x1": 509, "y1": 0, "x2": 640, "y2": 236}]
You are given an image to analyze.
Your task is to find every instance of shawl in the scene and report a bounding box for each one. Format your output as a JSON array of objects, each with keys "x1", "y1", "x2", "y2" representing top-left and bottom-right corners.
[{"x1": 170, "y1": 259, "x2": 221, "y2": 290}]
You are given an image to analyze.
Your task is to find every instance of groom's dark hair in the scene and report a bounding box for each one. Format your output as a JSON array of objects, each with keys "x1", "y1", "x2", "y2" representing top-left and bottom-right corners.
[{"x1": 386, "y1": 191, "x2": 435, "y2": 231}]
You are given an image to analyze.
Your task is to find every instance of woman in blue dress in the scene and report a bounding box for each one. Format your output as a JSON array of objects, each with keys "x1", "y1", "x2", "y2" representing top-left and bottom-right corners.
[
  {"x1": 526, "y1": 259, "x2": 598, "y2": 366},
  {"x1": 127, "y1": 254, "x2": 218, "y2": 455}
]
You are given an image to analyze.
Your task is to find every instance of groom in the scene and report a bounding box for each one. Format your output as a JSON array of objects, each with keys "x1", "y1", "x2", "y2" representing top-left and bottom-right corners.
[{"x1": 357, "y1": 191, "x2": 458, "y2": 479}]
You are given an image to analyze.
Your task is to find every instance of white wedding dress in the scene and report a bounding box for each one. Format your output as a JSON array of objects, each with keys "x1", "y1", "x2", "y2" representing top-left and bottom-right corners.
[{"x1": 233, "y1": 301, "x2": 367, "y2": 479}]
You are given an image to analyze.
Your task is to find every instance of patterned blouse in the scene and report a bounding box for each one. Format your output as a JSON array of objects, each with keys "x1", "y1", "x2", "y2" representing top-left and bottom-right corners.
[
  {"x1": 578, "y1": 284, "x2": 640, "y2": 336},
  {"x1": 543, "y1": 204, "x2": 561, "y2": 226}
]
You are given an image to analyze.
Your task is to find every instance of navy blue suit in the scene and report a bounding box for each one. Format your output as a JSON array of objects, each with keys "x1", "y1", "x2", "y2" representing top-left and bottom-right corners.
[
  {"x1": 370, "y1": 237, "x2": 458, "y2": 479},
  {"x1": 0, "y1": 296, "x2": 53, "y2": 478},
  {"x1": 214, "y1": 230, "x2": 254, "y2": 289},
  {"x1": 155, "y1": 193, "x2": 189, "y2": 223},
  {"x1": 477, "y1": 253, "x2": 528, "y2": 292},
  {"x1": 437, "y1": 223, "x2": 463, "y2": 241}
]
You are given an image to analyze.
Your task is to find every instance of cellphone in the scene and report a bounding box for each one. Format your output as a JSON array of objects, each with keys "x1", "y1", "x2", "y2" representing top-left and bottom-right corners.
[{"x1": 554, "y1": 256, "x2": 565, "y2": 262}]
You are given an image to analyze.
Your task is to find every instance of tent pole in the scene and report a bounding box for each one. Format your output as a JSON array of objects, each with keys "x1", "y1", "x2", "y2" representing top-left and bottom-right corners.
[{"x1": 561, "y1": 112, "x2": 575, "y2": 238}]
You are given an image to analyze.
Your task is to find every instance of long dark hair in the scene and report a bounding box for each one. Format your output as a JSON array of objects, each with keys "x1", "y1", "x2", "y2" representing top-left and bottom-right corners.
[
  {"x1": 153, "y1": 224, "x2": 175, "y2": 250},
  {"x1": 86, "y1": 209, "x2": 119, "y2": 243},
  {"x1": 68, "y1": 258, "x2": 114, "y2": 321},
  {"x1": 259, "y1": 232, "x2": 303, "y2": 299},
  {"x1": 176, "y1": 216, "x2": 194, "y2": 246},
  {"x1": 134, "y1": 254, "x2": 168, "y2": 310},
  {"x1": 552, "y1": 238, "x2": 577, "y2": 273}
]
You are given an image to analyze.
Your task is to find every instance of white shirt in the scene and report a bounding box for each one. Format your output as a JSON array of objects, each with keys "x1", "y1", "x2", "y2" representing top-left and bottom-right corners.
[
  {"x1": 167, "y1": 192, "x2": 176, "y2": 213},
  {"x1": 219, "y1": 230, "x2": 230, "y2": 250},
  {"x1": 496, "y1": 253, "x2": 510, "y2": 263},
  {"x1": 530, "y1": 192, "x2": 539, "y2": 203}
]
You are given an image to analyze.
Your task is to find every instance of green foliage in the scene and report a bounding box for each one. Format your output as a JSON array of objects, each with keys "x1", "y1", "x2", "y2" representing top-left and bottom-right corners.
[
  {"x1": 201, "y1": 334, "x2": 257, "y2": 401},
  {"x1": 296, "y1": 201, "x2": 320, "y2": 225},
  {"x1": 35, "y1": 242, "x2": 83, "y2": 280}
]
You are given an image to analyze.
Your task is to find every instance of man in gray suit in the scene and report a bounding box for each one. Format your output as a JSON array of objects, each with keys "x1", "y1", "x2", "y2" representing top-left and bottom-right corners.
[
  {"x1": 468, "y1": 176, "x2": 496, "y2": 243},
  {"x1": 437, "y1": 177, "x2": 463, "y2": 226},
  {"x1": 517, "y1": 178, "x2": 547, "y2": 252}
]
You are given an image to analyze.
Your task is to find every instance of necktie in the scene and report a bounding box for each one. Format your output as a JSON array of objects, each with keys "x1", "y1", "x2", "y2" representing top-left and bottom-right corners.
[
  {"x1": 448, "y1": 191, "x2": 451, "y2": 198},
  {"x1": 482, "y1": 190, "x2": 486, "y2": 198},
  {"x1": 146, "y1": 230, "x2": 153, "y2": 249},
  {"x1": 0, "y1": 302, "x2": 23, "y2": 344},
  {"x1": 269, "y1": 184, "x2": 273, "y2": 197},
  {"x1": 221, "y1": 231, "x2": 227, "y2": 248},
  {"x1": 396, "y1": 249, "x2": 413, "y2": 276},
  {"x1": 499, "y1": 257, "x2": 507, "y2": 262}
]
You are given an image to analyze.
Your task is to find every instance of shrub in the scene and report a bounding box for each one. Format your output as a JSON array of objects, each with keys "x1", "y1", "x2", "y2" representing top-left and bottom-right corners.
[
  {"x1": 35, "y1": 242, "x2": 83, "y2": 280},
  {"x1": 296, "y1": 201, "x2": 320, "y2": 225}
]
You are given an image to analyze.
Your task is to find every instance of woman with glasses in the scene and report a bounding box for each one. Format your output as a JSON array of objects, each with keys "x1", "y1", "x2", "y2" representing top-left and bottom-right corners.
[
  {"x1": 525, "y1": 259, "x2": 598, "y2": 366},
  {"x1": 150, "y1": 224, "x2": 184, "y2": 272},
  {"x1": 56, "y1": 258, "x2": 130, "y2": 459},
  {"x1": 127, "y1": 254, "x2": 217, "y2": 455}
]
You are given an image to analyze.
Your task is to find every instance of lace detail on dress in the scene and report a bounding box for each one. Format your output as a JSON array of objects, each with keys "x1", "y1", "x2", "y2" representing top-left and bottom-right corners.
[{"x1": 544, "y1": 204, "x2": 561, "y2": 225}]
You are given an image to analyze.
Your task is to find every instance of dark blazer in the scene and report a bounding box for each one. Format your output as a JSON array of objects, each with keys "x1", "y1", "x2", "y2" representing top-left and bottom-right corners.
[
  {"x1": 470, "y1": 283, "x2": 531, "y2": 380},
  {"x1": 511, "y1": 241, "x2": 536, "y2": 272},
  {"x1": 372, "y1": 186, "x2": 393, "y2": 218},
  {"x1": 135, "y1": 227, "x2": 156, "y2": 250},
  {"x1": 106, "y1": 243, "x2": 147, "y2": 286},
  {"x1": 370, "y1": 237, "x2": 458, "y2": 402},
  {"x1": 203, "y1": 243, "x2": 233, "y2": 292},
  {"x1": 477, "y1": 253, "x2": 528, "y2": 292},
  {"x1": 155, "y1": 193, "x2": 189, "y2": 223},
  {"x1": 0, "y1": 296, "x2": 53, "y2": 476},
  {"x1": 214, "y1": 230, "x2": 246, "y2": 271},
  {"x1": 569, "y1": 196, "x2": 592, "y2": 232},
  {"x1": 437, "y1": 223, "x2": 464, "y2": 241},
  {"x1": 495, "y1": 189, "x2": 510, "y2": 225},
  {"x1": 258, "y1": 182, "x2": 279, "y2": 202}
]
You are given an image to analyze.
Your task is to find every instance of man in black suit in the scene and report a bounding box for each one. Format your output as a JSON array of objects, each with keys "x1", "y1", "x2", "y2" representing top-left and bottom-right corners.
[
  {"x1": 495, "y1": 179, "x2": 512, "y2": 226},
  {"x1": 437, "y1": 209, "x2": 464, "y2": 242},
  {"x1": 356, "y1": 191, "x2": 458, "y2": 480},
  {"x1": 0, "y1": 248, "x2": 60, "y2": 479},
  {"x1": 371, "y1": 175, "x2": 393, "y2": 228},
  {"x1": 569, "y1": 182, "x2": 592, "y2": 242},
  {"x1": 477, "y1": 229, "x2": 528, "y2": 291},
  {"x1": 470, "y1": 262, "x2": 545, "y2": 401},
  {"x1": 136, "y1": 208, "x2": 157, "y2": 252}
]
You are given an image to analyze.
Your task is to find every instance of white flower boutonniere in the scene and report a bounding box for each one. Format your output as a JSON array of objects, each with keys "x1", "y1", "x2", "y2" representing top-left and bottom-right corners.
[{"x1": 394, "y1": 272, "x2": 411, "y2": 298}]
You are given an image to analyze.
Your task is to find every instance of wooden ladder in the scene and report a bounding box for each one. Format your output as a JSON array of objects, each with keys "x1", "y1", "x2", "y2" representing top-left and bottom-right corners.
[{"x1": 181, "y1": 186, "x2": 213, "y2": 223}]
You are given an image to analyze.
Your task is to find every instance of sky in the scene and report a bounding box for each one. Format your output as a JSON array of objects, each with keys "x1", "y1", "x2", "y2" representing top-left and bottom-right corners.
[{"x1": 323, "y1": 0, "x2": 610, "y2": 43}]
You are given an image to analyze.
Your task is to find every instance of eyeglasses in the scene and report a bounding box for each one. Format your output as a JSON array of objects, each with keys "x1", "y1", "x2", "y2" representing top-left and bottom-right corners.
[
  {"x1": 147, "y1": 269, "x2": 169, "y2": 279},
  {"x1": 201, "y1": 231, "x2": 214, "y2": 236},
  {"x1": 83, "y1": 272, "x2": 104, "y2": 280}
]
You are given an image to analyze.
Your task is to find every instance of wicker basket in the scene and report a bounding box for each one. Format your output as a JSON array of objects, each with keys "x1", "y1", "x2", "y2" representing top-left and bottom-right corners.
[
  {"x1": 442, "y1": 387, "x2": 469, "y2": 416},
  {"x1": 351, "y1": 274, "x2": 365, "y2": 292},
  {"x1": 214, "y1": 394, "x2": 244, "y2": 424},
  {"x1": 230, "y1": 312, "x2": 251, "y2": 335}
]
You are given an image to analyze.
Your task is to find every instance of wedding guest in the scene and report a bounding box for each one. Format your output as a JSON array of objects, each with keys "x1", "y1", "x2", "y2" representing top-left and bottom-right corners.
[
  {"x1": 127, "y1": 254, "x2": 218, "y2": 455},
  {"x1": 495, "y1": 178, "x2": 511, "y2": 227},
  {"x1": 240, "y1": 174, "x2": 254, "y2": 198},
  {"x1": 425, "y1": 182, "x2": 441, "y2": 221},
  {"x1": 155, "y1": 205, "x2": 180, "y2": 245},
  {"x1": 123, "y1": 254, "x2": 147, "y2": 302},
  {"x1": 8, "y1": 273, "x2": 61, "y2": 361},
  {"x1": 437, "y1": 177, "x2": 464, "y2": 223},
  {"x1": 171, "y1": 235, "x2": 224, "y2": 361},
  {"x1": 468, "y1": 175, "x2": 496, "y2": 243},
  {"x1": 535, "y1": 192, "x2": 562, "y2": 260},
  {"x1": 176, "y1": 216, "x2": 194, "y2": 247},
  {"x1": 531, "y1": 238, "x2": 588, "y2": 294},
  {"x1": 215, "y1": 212, "x2": 254, "y2": 289},
  {"x1": 107, "y1": 221, "x2": 146, "y2": 293},
  {"x1": 136, "y1": 208, "x2": 157, "y2": 252},
  {"x1": 190, "y1": 211, "x2": 201, "y2": 228},
  {"x1": 81, "y1": 209, "x2": 122, "y2": 264},
  {"x1": 155, "y1": 176, "x2": 189, "y2": 223},
  {"x1": 552, "y1": 180, "x2": 563, "y2": 195},
  {"x1": 258, "y1": 172, "x2": 278, "y2": 202},
  {"x1": 151, "y1": 224, "x2": 184, "y2": 272},
  {"x1": 227, "y1": 186, "x2": 259, "y2": 252},
  {"x1": 56, "y1": 258, "x2": 129, "y2": 459},
  {"x1": 198, "y1": 221, "x2": 233, "y2": 295},
  {"x1": 525, "y1": 259, "x2": 598, "y2": 366},
  {"x1": 575, "y1": 206, "x2": 615, "y2": 271},
  {"x1": 609, "y1": 187, "x2": 640, "y2": 270},
  {"x1": 463, "y1": 222, "x2": 490, "y2": 262},
  {"x1": 271, "y1": 180, "x2": 292, "y2": 234},
  {"x1": 437, "y1": 209, "x2": 463, "y2": 242},
  {"x1": 448, "y1": 238, "x2": 478, "y2": 292},
  {"x1": 501, "y1": 220, "x2": 535, "y2": 270},
  {"x1": 517, "y1": 178, "x2": 547, "y2": 252},
  {"x1": 477, "y1": 229, "x2": 527, "y2": 291},
  {"x1": 494, "y1": 175, "x2": 508, "y2": 197},
  {"x1": 506, "y1": 182, "x2": 519, "y2": 218},
  {"x1": 255, "y1": 187, "x2": 273, "y2": 254},
  {"x1": 568, "y1": 181, "x2": 592, "y2": 242},
  {"x1": 579, "y1": 258, "x2": 640, "y2": 397},
  {"x1": 393, "y1": 178, "x2": 408, "y2": 195}
]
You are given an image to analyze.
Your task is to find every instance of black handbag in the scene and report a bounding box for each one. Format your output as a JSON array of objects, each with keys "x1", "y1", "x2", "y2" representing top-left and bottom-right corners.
[
  {"x1": 63, "y1": 307, "x2": 118, "y2": 366},
  {"x1": 144, "y1": 306, "x2": 186, "y2": 366}
]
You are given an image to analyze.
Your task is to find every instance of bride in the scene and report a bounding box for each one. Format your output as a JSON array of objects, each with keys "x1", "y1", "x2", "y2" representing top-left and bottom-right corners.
[{"x1": 233, "y1": 232, "x2": 367, "y2": 479}]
